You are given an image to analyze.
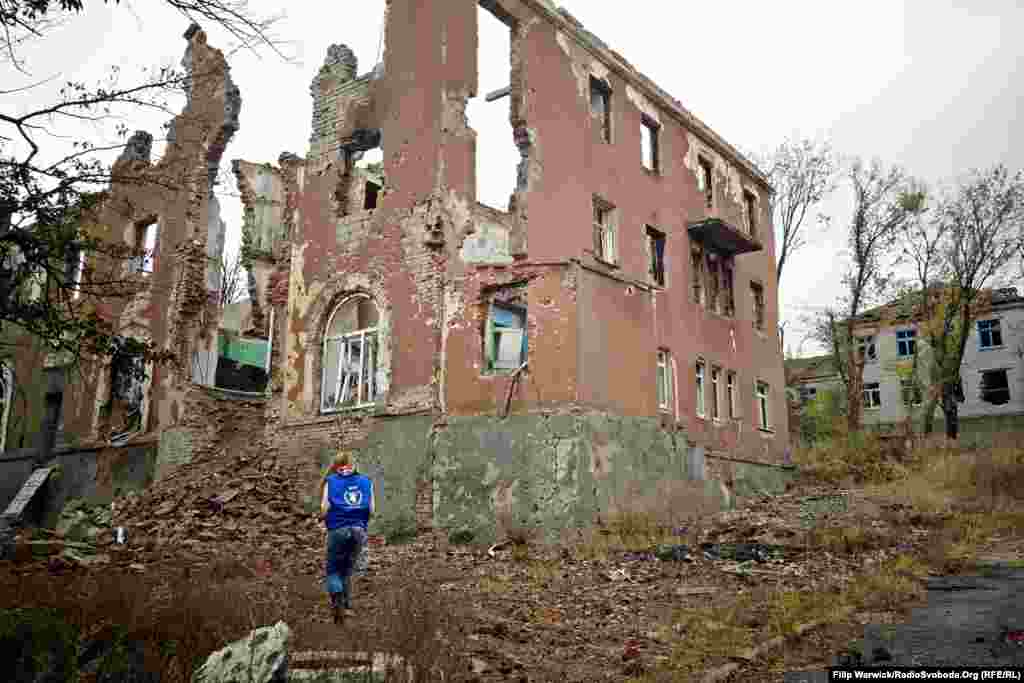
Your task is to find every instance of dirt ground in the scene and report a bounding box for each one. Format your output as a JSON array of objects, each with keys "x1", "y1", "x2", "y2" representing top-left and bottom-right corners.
[{"x1": 5, "y1": 448, "x2": 1023, "y2": 682}]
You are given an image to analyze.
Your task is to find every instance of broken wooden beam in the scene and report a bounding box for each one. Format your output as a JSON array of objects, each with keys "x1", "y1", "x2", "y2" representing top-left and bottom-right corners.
[{"x1": 485, "y1": 86, "x2": 511, "y2": 102}]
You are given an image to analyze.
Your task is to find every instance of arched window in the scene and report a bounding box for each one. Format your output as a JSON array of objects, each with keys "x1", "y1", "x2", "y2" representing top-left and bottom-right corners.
[{"x1": 322, "y1": 295, "x2": 380, "y2": 411}]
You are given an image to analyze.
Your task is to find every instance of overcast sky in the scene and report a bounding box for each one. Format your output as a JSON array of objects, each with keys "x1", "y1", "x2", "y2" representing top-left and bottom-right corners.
[{"x1": 8, "y1": 0, "x2": 1023, "y2": 356}]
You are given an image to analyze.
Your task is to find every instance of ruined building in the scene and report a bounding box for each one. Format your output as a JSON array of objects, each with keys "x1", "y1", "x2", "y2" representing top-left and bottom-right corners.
[{"x1": 1, "y1": 2, "x2": 791, "y2": 541}]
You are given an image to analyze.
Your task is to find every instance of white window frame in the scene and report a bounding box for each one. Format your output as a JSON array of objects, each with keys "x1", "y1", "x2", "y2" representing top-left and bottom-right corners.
[
  {"x1": 656, "y1": 350, "x2": 673, "y2": 413},
  {"x1": 696, "y1": 361, "x2": 706, "y2": 418},
  {"x1": 978, "y1": 319, "x2": 1003, "y2": 350},
  {"x1": 70, "y1": 250, "x2": 86, "y2": 301},
  {"x1": 593, "y1": 197, "x2": 616, "y2": 264},
  {"x1": 756, "y1": 381, "x2": 770, "y2": 430},
  {"x1": 863, "y1": 382, "x2": 882, "y2": 409},
  {"x1": 896, "y1": 329, "x2": 917, "y2": 357},
  {"x1": 641, "y1": 116, "x2": 659, "y2": 172},
  {"x1": 727, "y1": 371, "x2": 737, "y2": 419},
  {"x1": 710, "y1": 366, "x2": 721, "y2": 421},
  {"x1": 321, "y1": 295, "x2": 380, "y2": 412}
]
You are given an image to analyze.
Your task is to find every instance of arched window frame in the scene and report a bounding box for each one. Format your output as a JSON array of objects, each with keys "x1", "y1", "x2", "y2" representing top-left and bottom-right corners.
[{"x1": 321, "y1": 293, "x2": 381, "y2": 412}]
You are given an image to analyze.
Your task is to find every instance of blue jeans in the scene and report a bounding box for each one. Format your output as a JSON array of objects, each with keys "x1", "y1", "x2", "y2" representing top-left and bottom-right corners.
[{"x1": 325, "y1": 526, "x2": 367, "y2": 608}]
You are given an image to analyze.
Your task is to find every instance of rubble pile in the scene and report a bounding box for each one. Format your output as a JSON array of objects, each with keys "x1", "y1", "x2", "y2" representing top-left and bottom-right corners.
[{"x1": 110, "y1": 451, "x2": 325, "y2": 574}]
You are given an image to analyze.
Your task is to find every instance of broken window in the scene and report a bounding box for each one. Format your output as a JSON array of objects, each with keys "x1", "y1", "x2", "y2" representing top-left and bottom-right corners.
[
  {"x1": 722, "y1": 262, "x2": 735, "y2": 317},
  {"x1": 691, "y1": 245, "x2": 704, "y2": 305},
  {"x1": 697, "y1": 156, "x2": 714, "y2": 208},
  {"x1": 656, "y1": 350, "x2": 673, "y2": 413},
  {"x1": 364, "y1": 180, "x2": 380, "y2": 210},
  {"x1": 707, "y1": 255, "x2": 721, "y2": 313},
  {"x1": 978, "y1": 319, "x2": 1003, "y2": 349},
  {"x1": 485, "y1": 303, "x2": 527, "y2": 372},
  {"x1": 322, "y1": 295, "x2": 381, "y2": 411},
  {"x1": 896, "y1": 329, "x2": 917, "y2": 357},
  {"x1": 641, "y1": 116, "x2": 659, "y2": 172},
  {"x1": 646, "y1": 226, "x2": 665, "y2": 287},
  {"x1": 109, "y1": 345, "x2": 147, "y2": 442},
  {"x1": 0, "y1": 363, "x2": 11, "y2": 454},
  {"x1": 695, "y1": 360, "x2": 706, "y2": 418},
  {"x1": 131, "y1": 219, "x2": 157, "y2": 274},
  {"x1": 751, "y1": 282, "x2": 765, "y2": 331},
  {"x1": 593, "y1": 197, "x2": 616, "y2": 264},
  {"x1": 798, "y1": 385, "x2": 818, "y2": 406},
  {"x1": 901, "y1": 378, "x2": 922, "y2": 406},
  {"x1": 980, "y1": 369, "x2": 1010, "y2": 405},
  {"x1": 590, "y1": 76, "x2": 612, "y2": 143},
  {"x1": 743, "y1": 190, "x2": 758, "y2": 238},
  {"x1": 756, "y1": 381, "x2": 770, "y2": 429},
  {"x1": 710, "y1": 366, "x2": 721, "y2": 420},
  {"x1": 66, "y1": 248, "x2": 85, "y2": 301},
  {"x1": 863, "y1": 382, "x2": 881, "y2": 409},
  {"x1": 727, "y1": 371, "x2": 738, "y2": 418},
  {"x1": 857, "y1": 335, "x2": 877, "y2": 362}
]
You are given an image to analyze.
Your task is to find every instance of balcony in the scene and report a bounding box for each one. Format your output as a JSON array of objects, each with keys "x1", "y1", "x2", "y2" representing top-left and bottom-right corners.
[{"x1": 687, "y1": 217, "x2": 762, "y2": 256}]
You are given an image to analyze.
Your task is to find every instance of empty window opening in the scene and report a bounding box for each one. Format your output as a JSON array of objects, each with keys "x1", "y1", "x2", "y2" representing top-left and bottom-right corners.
[
  {"x1": 710, "y1": 366, "x2": 721, "y2": 420},
  {"x1": 857, "y1": 335, "x2": 877, "y2": 362},
  {"x1": 756, "y1": 381, "x2": 770, "y2": 429},
  {"x1": 0, "y1": 363, "x2": 11, "y2": 454},
  {"x1": 485, "y1": 302, "x2": 527, "y2": 372},
  {"x1": 751, "y1": 281, "x2": 765, "y2": 330},
  {"x1": 980, "y1": 369, "x2": 1010, "y2": 405},
  {"x1": 798, "y1": 384, "x2": 817, "y2": 406},
  {"x1": 322, "y1": 295, "x2": 381, "y2": 411},
  {"x1": 697, "y1": 156, "x2": 714, "y2": 208},
  {"x1": 695, "y1": 360, "x2": 706, "y2": 418},
  {"x1": 364, "y1": 180, "x2": 380, "y2": 210},
  {"x1": 863, "y1": 382, "x2": 881, "y2": 409},
  {"x1": 469, "y1": 4, "x2": 518, "y2": 211},
  {"x1": 707, "y1": 255, "x2": 721, "y2": 313},
  {"x1": 727, "y1": 371, "x2": 738, "y2": 418},
  {"x1": 656, "y1": 350, "x2": 673, "y2": 413},
  {"x1": 646, "y1": 226, "x2": 665, "y2": 287},
  {"x1": 901, "y1": 378, "x2": 922, "y2": 406},
  {"x1": 978, "y1": 319, "x2": 1003, "y2": 349},
  {"x1": 109, "y1": 345, "x2": 148, "y2": 442},
  {"x1": 691, "y1": 245, "x2": 704, "y2": 305},
  {"x1": 132, "y1": 219, "x2": 157, "y2": 274},
  {"x1": 722, "y1": 262, "x2": 735, "y2": 316},
  {"x1": 67, "y1": 248, "x2": 85, "y2": 301},
  {"x1": 641, "y1": 116, "x2": 659, "y2": 172},
  {"x1": 590, "y1": 76, "x2": 612, "y2": 143},
  {"x1": 896, "y1": 329, "x2": 917, "y2": 357},
  {"x1": 743, "y1": 190, "x2": 758, "y2": 237},
  {"x1": 593, "y1": 196, "x2": 616, "y2": 264}
]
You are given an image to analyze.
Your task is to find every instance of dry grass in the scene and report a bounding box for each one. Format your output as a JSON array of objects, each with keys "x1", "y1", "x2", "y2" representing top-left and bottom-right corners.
[{"x1": 0, "y1": 554, "x2": 465, "y2": 682}]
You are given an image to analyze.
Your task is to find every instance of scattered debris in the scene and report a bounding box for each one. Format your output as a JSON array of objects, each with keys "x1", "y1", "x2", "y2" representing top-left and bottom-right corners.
[
  {"x1": 654, "y1": 544, "x2": 695, "y2": 563},
  {"x1": 191, "y1": 621, "x2": 290, "y2": 683}
]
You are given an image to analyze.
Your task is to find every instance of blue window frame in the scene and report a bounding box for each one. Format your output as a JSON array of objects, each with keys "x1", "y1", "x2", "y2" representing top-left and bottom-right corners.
[
  {"x1": 896, "y1": 329, "x2": 917, "y2": 357},
  {"x1": 978, "y1": 319, "x2": 1003, "y2": 349}
]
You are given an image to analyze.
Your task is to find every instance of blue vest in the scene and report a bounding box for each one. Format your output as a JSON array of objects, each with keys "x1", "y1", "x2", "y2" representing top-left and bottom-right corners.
[{"x1": 325, "y1": 472, "x2": 372, "y2": 530}]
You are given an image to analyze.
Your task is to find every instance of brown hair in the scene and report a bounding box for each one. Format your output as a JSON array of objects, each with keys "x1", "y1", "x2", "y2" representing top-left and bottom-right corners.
[{"x1": 319, "y1": 449, "x2": 354, "y2": 495}]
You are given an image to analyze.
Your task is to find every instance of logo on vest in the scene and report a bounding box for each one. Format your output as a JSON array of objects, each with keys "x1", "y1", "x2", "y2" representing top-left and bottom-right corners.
[{"x1": 344, "y1": 488, "x2": 363, "y2": 506}]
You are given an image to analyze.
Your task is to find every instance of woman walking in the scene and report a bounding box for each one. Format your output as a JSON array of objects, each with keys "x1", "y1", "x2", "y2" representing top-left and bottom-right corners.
[{"x1": 319, "y1": 450, "x2": 374, "y2": 624}]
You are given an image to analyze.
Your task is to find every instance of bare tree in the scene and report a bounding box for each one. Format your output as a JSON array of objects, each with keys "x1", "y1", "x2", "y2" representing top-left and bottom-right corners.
[
  {"x1": 757, "y1": 137, "x2": 839, "y2": 283},
  {"x1": 0, "y1": 0, "x2": 283, "y2": 369},
  {"x1": 931, "y1": 165, "x2": 1024, "y2": 439},
  {"x1": 825, "y1": 158, "x2": 926, "y2": 432},
  {"x1": 218, "y1": 247, "x2": 245, "y2": 309}
]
